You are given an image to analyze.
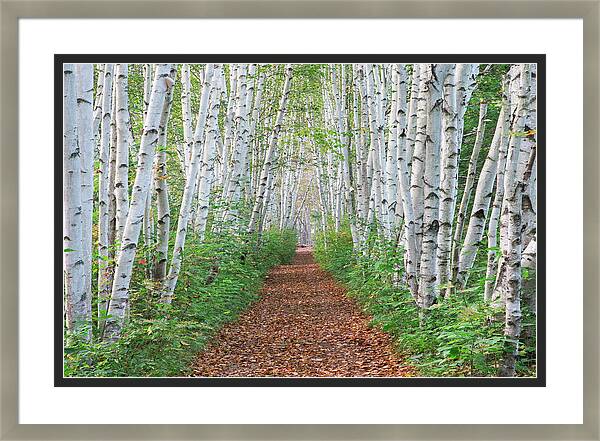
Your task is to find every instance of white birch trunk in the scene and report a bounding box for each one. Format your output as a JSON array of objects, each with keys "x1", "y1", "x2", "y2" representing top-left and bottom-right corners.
[
  {"x1": 162, "y1": 64, "x2": 215, "y2": 303},
  {"x1": 410, "y1": 64, "x2": 429, "y2": 261},
  {"x1": 97, "y1": 63, "x2": 114, "y2": 322},
  {"x1": 75, "y1": 63, "x2": 94, "y2": 340},
  {"x1": 181, "y1": 63, "x2": 194, "y2": 175},
  {"x1": 417, "y1": 64, "x2": 447, "y2": 308},
  {"x1": 92, "y1": 64, "x2": 105, "y2": 136},
  {"x1": 484, "y1": 76, "x2": 511, "y2": 301},
  {"x1": 114, "y1": 63, "x2": 130, "y2": 244},
  {"x1": 394, "y1": 64, "x2": 419, "y2": 299},
  {"x1": 103, "y1": 64, "x2": 173, "y2": 341},
  {"x1": 436, "y1": 64, "x2": 458, "y2": 294},
  {"x1": 153, "y1": 66, "x2": 177, "y2": 282},
  {"x1": 248, "y1": 64, "x2": 293, "y2": 233},
  {"x1": 499, "y1": 64, "x2": 532, "y2": 376},
  {"x1": 63, "y1": 64, "x2": 88, "y2": 339},
  {"x1": 450, "y1": 102, "x2": 488, "y2": 288},
  {"x1": 457, "y1": 105, "x2": 507, "y2": 286},
  {"x1": 194, "y1": 65, "x2": 224, "y2": 240}
]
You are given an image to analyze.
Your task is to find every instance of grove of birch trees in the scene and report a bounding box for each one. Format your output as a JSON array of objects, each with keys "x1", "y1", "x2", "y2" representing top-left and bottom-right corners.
[{"x1": 63, "y1": 62, "x2": 537, "y2": 377}]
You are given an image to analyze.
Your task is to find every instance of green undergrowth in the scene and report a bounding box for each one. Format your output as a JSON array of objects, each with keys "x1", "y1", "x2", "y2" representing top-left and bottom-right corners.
[
  {"x1": 64, "y1": 228, "x2": 297, "y2": 377},
  {"x1": 314, "y1": 226, "x2": 536, "y2": 377}
]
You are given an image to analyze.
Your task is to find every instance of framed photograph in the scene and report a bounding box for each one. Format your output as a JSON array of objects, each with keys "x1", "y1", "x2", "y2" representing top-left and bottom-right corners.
[{"x1": 2, "y1": 1, "x2": 598, "y2": 439}]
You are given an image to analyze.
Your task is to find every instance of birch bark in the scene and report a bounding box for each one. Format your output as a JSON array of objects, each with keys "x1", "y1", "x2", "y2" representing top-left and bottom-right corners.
[
  {"x1": 248, "y1": 64, "x2": 293, "y2": 233},
  {"x1": 181, "y1": 63, "x2": 194, "y2": 175},
  {"x1": 484, "y1": 77, "x2": 511, "y2": 301},
  {"x1": 499, "y1": 64, "x2": 531, "y2": 376},
  {"x1": 114, "y1": 63, "x2": 130, "y2": 244},
  {"x1": 410, "y1": 64, "x2": 429, "y2": 261},
  {"x1": 97, "y1": 63, "x2": 114, "y2": 322},
  {"x1": 417, "y1": 64, "x2": 447, "y2": 308},
  {"x1": 394, "y1": 64, "x2": 419, "y2": 300},
  {"x1": 153, "y1": 66, "x2": 177, "y2": 282},
  {"x1": 195, "y1": 65, "x2": 224, "y2": 240},
  {"x1": 75, "y1": 63, "x2": 94, "y2": 340},
  {"x1": 457, "y1": 105, "x2": 507, "y2": 286},
  {"x1": 450, "y1": 102, "x2": 488, "y2": 289},
  {"x1": 103, "y1": 64, "x2": 173, "y2": 341},
  {"x1": 92, "y1": 64, "x2": 104, "y2": 136},
  {"x1": 63, "y1": 63, "x2": 88, "y2": 339},
  {"x1": 162, "y1": 64, "x2": 215, "y2": 303},
  {"x1": 436, "y1": 64, "x2": 458, "y2": 294}
]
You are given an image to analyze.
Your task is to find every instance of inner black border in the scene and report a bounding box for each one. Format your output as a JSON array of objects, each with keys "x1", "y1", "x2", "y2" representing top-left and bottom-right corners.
[{"x1": 54, "y1": 54, "x2": 546, "y2": 387}]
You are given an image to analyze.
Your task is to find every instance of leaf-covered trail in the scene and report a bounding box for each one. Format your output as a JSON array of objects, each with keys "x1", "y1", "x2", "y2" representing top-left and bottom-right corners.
[{"x1": 191, "y1": 248, "x2": 413, "y2": 377}]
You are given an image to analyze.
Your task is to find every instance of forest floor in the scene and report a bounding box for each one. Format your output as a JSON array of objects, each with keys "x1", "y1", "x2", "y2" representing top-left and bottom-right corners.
[{"x1": 191, "y1": 248, "x2": 414, "y2": 377}]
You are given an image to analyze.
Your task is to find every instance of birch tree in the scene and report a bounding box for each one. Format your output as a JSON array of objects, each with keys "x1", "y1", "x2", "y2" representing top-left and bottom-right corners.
[
  {"x1": 417, "y1": 64, "x2": 447, "y2": 308},
  {"x1": 436, "y1": 64, "x2": 458, "y2": 294},
  {"x1": 499, "y1": 64, "x2": 532, "y2": 376},
  {"x1": 114, "y1": 63, "x2": 131, "y2": 244},
  {"x1": 449, "y1": 102, "x2": 488, "y2": 289},
  {"x1": 153, "y1": 66, "x2": 177, "y2": 282},
  {"x1": 75, "y1": 63, "x2": 94, "y2": 340},
  {"x1": 103, "y1": 64, "x2": 174, "y2": 341},
  {"x1": 457, "y1": 105, "x2": 507, "y2": 286},
  {"x1": 97, "y1": 63, "x2": 114, "y2": 322},
  {"x1": 248, "y1": 64, "x2": 293, "y2": 233},
  {"x1": 63, "y1": 64, "x2": 88, "y2": 339},
  {"x1": 194, "y1": 65, "x2": 224, "y2": 240},
  {"x1": 162, "y1": 64, "x2": 215, "y2": 303}
]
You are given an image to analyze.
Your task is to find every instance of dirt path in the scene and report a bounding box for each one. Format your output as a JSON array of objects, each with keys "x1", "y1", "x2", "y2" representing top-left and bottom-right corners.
[{"x1": 191, "y1": 248, "x2": 413, "y2": 377}]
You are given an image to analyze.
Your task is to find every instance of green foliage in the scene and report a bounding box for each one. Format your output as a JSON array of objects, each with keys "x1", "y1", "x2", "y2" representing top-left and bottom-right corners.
[
  {"x1": 64, "y1": 228, "x2": 297, "y2": 377},
  {"x1": 314, "y1": 228, "x2": 536, "y2": 377}
]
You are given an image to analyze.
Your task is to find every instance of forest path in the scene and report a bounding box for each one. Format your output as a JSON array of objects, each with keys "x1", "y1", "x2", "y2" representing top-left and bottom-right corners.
[{"x1": 191, "y1": 248, "x2": 413, "y2": 377}]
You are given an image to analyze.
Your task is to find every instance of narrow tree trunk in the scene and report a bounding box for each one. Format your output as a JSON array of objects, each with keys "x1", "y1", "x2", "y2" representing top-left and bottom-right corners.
[
  {"x1": 180, "y1": 63, "x2": 194, "y2": 175},
  {"x1": 97, "y1": 63, "x2": 114, "y2": 324},
  {"x1": 457, "y1": 105, "x2": 507, "y2": 287},
  {"x1": 484, "y1": 76, "x2": 511, "y2": 301},
  {"x1": 162, "y1": 64, "x2": 215, "y2": 303},
  {"x1": 92, "y1": 64, "x2": 104, "y2": 136},
  {"x1": 114, "y1": 63, "x2": 131, "y2": 244},
  {"x1": 450, "y1": 102, "x2": 488, "y2": 289},
  {"x1": 63, "y1": 63, "x2": 88, "y2": 339},
  {"x1": 75, "y1": 63, "x2": 94, "y2": 341},
  {"x1": 499, "y1": 64, "x2": 532, "y2": 376},
  {"x1": 417, "y1": 64, "x2": 447, "y2": 308},
  {"x1": 410, "y1": 64, "x2": 429, "y2": 262},
  {"x1": 153, "y1": 66, "x2": 177, "y2": 282},
  {"x1": 248, "y1": 64, "x2": 293, "y2": 233},
  {"x1": 103, "y1": 64, "x2": 173, "y2": 341},
  {"x1": 436, "y1": 64, "x2": 458, "y2": 295},
  {"x1": 394, "y1": 64, "x2": 418, "y2": 300},
  {"x1": 195, "y1": 65, "x2": 224, "y2": 240}
]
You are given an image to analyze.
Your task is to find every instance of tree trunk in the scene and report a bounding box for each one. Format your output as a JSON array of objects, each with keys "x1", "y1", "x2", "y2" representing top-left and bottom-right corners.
[
  {"x1": 417, "y1": 64, "x2": 447, "y2": 308},
  {"x1": 103, "y1": 64, "x2": 174, "y2": 341},
  {"x1": 114, "y1": 63, "x2": 131, "y2": 244},
  {"x1": 162, "y1": 64, "x2": 215, "y2": 303},
  {"x1": 194, "y1": 65, "x2": 224, "y2": 240},
  {"x1": 458, "y1": 105, "x2": 507, "y2": 287},
  {"x1": 153, "y1": 66, "x2": 177, "y2": 282},
  {"x1": 450, "y1": 102, "x2": 488, "y2": 290},
  {"x1": 248, "y1": 64, "x2": 293, "y2": 233},
  {"x1": 63, "y1": 63, "x2": 88, "y2": 339},
  {"x1": 75, "y1": 63, "x2": 94, "y2": 341},
  {"x1": 97, "y1": 63, "x2": 114, "y2": 324},
  {"x1": 499, "y1": 63, "x2": 532, "y2": 377}
]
